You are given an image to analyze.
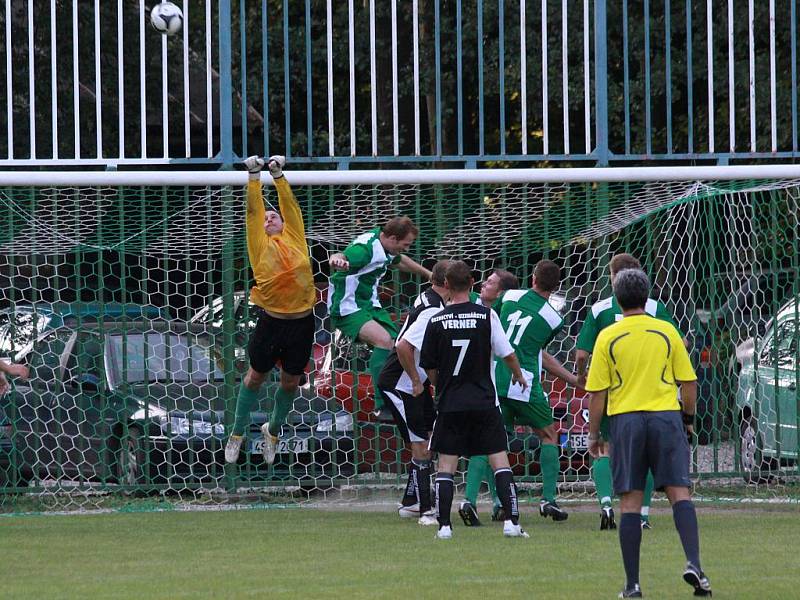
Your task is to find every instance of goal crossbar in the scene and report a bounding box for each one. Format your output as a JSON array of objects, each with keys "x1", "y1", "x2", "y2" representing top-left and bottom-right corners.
[{"x1": 3, "y1": 164, "x2": 800, "y2": 186}]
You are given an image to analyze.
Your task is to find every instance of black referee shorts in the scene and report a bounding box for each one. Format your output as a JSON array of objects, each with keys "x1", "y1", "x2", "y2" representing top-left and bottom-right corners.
[
  {"x1": 608, "y1": 410, "x2": 691, "y2": 494},
  {"x1": 378, "y1": 385, "x2": 435, "y2": 443},
  {"x1": 429, "y1": 407, "x2": 508, "y2": 457},
  {"x1": 247, "y1": 311, "x2": 315, "y2": 376}
]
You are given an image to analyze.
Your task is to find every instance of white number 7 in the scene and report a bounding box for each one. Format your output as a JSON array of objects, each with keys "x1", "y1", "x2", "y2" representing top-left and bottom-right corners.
[{"x1": 451, "y1": 339, "x2": 470, "y2": 375}]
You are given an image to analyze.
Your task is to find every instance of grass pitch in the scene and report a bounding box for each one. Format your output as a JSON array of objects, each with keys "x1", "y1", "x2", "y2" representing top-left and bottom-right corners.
[{"x1": 0, "y1": 504, "x2": 796, "y2": 599}]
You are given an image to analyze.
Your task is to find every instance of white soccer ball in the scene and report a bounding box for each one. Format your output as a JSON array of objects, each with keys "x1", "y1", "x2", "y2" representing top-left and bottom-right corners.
[{"x1": 150, "y1": 2, "x2": 183, "y2": 36}]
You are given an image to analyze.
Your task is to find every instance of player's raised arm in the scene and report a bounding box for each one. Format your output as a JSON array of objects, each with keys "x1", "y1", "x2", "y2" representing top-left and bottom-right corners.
[
  {"x1": 244, "y1": 156, "x2": 267, "y2": 258},
  {"x1": 268, "y1": 156, "x2": 306, "y2": 243},
  {"x1": 395, "y1": 254, "x2": 432, "y2": 280}
]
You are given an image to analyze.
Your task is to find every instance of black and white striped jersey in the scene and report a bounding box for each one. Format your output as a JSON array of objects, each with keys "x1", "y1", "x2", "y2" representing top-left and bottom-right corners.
[
  {"x1": 419, "y1": 301, "x2": 514, "y2": 413},
  {"x1": 376, "y1": 288, "x2": 446, "y2": 395}
]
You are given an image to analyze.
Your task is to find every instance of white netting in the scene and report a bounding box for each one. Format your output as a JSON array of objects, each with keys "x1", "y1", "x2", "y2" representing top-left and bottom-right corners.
[{"x1": 0, "y1": 175, "x2": 798, "y2": 513}]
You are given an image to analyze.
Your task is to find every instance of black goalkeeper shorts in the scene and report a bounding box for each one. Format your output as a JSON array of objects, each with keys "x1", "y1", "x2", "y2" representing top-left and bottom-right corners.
[{"x1": 247, "y1": 311, "x2": 314, "y2": 376}]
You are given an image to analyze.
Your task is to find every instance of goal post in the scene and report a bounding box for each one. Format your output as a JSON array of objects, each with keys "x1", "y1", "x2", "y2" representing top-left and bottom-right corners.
[{"x1": 0, "y1": 167, "x2": 798, "y2": 513}]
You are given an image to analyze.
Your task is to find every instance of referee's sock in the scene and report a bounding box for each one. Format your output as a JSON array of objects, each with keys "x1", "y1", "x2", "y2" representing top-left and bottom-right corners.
[
  {"x1": 401, "y1": 462, "x2": 420, "y2": 507},
  {"x1": 435, "y1": 473, "x2": 455, "y2": 528},
  {"x1": 493, "y1": 468, "x2": 519, "y2": 525},
  {"x1": 414, "y1": 459, "x2": 433, "y2": 513},
  {"x1": 672, "y1": 500, "x2": 701, "y2": 569},
  {"x1": 619, "y1": 512, "x2": 642, "y2": 590}
]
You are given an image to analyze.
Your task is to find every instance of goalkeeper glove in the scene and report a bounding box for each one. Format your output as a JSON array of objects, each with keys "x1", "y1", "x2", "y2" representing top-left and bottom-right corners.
[
  {"x1": 244, "y1": 156, "x2": 265, "y2": 177},
  {"x1": 267, "y1": 155, "x2": 286, "y2": 179}
]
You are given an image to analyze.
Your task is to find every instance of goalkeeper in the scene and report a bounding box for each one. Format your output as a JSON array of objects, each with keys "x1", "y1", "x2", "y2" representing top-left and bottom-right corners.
[{"x1": 225, "y1": 155, "x2": 316, "y2": 466}]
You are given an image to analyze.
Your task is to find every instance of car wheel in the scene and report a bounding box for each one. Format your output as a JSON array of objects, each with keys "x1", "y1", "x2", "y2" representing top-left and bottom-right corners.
[
  {"x1": 117, "y1": 426, "x2": 161, "y2": 491},
  {"x1": 739, "y1": 416, "x2": 778, "y2": 484}
]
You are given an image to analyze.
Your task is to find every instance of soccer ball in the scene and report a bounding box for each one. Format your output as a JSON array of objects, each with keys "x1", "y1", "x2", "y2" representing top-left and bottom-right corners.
[{"x1": 150, "y1": 2, "x2": 183, "y2": 36}]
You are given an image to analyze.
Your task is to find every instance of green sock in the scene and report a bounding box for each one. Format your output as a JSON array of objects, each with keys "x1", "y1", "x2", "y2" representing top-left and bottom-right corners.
[
  {"x1": 485, "y1": 461, "x2": 499, "y2": 506},
  {"x1": 642, "y1": 470, "x2": 655, "y2": 521},
  {"x1": 540, "y1": 443, "x2": 560, "y2": 503},
  {"x1": 268, "y1": 386, "x2": 296, "y2": 436},
  {"x1": 464, "y1": 455, "x2": 488, "y2": 506},
  {"x1": 368, "y1": 347, "x2": 390, "y2": 410},
  {"x1": 592, "y1": 456, "x2": 614, "y2": 507},
  {"x1": 232, "y1": 384, "x2": 261, "y2": 436}
]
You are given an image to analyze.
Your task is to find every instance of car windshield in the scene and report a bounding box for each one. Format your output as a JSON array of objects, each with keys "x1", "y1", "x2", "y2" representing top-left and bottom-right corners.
[
  {"x1": 0, "y1": 311, "x2": 52, "y2": 355},
  {"x1": 107, "y1": 332, "x2": 224, "y2": 387}
]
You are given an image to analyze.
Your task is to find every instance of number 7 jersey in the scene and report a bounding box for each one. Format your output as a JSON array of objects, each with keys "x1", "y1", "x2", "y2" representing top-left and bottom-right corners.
[
  {"x1": 419, "y1": 302, "x2": 514, "y2": 413},
  {"x1": 493, "y1": 289, "x2": 563, "y2": 403}
]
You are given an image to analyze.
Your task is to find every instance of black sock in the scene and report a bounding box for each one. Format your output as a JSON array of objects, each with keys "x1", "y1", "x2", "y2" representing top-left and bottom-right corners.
[
  {"x1": 435, "y1": 473, "x2": 454, "y2": 527},
  {"x1": 414, "y1": 459, "x2": 432, "y2": 513},
  {"x1": 493, "y1": 468, "x2": 519, "y2": 525},
  {"x1": 401, "y1": 462, "x2": 419, "y2": 507},
  {"x1": 619, "y1": 512, "x2": 642, "y2": 589},
  {"x1": 672, "y1": 499, "x2": 701, "y2": 569}
]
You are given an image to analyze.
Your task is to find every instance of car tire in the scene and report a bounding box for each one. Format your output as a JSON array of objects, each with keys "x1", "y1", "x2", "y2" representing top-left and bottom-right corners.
[
  {"x1": 739, "y1": 415, "x2": 778, "y2": 484},
  {"x1": 117, "y1": 426, "x2": 162, "y2": 492}
]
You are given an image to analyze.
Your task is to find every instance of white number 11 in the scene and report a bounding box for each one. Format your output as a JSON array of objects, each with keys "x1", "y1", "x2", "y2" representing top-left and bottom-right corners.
[{"x1": 504, "y1": 310, "x2": 533, "y2": 345}]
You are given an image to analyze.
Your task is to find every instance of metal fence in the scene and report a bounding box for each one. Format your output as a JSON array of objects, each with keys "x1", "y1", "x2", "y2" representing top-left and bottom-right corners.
[{"x1": 1, "y1": 1, "x2": 800, "y2": 168}]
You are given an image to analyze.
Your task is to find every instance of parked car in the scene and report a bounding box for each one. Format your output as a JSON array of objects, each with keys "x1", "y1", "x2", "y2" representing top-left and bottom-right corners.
[
  {"x1": 0, "y1": 319, "x2": 354, "y2": 491},
  {"x1": 693, "y1": 272, "x2": 797, "y2": 444},
  {"x1": 0, "y1": 408, "x2": 32, "y2": 488},
  {"x1": 0, "y1": 302, "x2": 172, "y2": 357},
  {"x1": 734, "y1": 294, "x2": 799, "y2": 483},
  {"x1": 189, "y1": 287, "x2": 333, "y2": 346}
]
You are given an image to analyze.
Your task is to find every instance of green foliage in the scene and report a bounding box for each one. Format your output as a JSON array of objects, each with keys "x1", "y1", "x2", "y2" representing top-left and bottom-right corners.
[{"x1": 3, "y1": 1, "x2": 797, "y2": 160}]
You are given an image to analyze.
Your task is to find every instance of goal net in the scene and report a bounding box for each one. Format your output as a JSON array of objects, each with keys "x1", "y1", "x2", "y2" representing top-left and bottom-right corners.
[{"x1": 0, "y1": 168, "x2": 798, "y2": 513}]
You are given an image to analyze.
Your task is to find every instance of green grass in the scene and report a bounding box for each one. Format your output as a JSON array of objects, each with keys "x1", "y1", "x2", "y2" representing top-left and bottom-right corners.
[{"x1": 0, "y1": 505, "x2": 796, "y2": 599}]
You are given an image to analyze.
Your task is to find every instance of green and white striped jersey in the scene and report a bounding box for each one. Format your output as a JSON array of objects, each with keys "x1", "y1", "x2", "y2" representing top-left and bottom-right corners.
[
  {"x1": 468, "y1": 291, "x2": 502, "y2": 312},
  {"x1": 575, "y1": 296, "x2": 678, "y2": 353},
  {"x1": 327, "y1": 228, "x2": 401, "y2": 317},
  {"x1": 493, "y1": 289, "x2": 563, "y2": 403}
]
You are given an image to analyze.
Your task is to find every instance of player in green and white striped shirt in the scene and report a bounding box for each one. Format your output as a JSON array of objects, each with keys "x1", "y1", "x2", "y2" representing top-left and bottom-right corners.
[
  {"x1": 576, "y1": 253, "x2": 683, "y2": 531},
  {"x1": 327, "y1": 217, "x2": 431, "y2": 417},
  {"x1": 492, "y1": 260, "x2": 579, "y2": 522}
]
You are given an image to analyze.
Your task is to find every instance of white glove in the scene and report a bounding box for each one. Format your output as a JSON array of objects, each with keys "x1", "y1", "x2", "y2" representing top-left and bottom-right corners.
[
  {"x1": 244, "y1": 155, "x2": 265, "y2": 175},
  {"x1": 267, "y1": 155, "x2": 286, "y2": 178}
]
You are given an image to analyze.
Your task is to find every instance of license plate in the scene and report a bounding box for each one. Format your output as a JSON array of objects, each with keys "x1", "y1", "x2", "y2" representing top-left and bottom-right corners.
[
  {"x1": 249, "y1": 437, "x2": 309, "y2": 455},
  {"x1": 569, "y1": 433, "x2": 588, "y2": 450},
  {"x1": 560, "y1": 432, "x2": 588, "y2": 450}
]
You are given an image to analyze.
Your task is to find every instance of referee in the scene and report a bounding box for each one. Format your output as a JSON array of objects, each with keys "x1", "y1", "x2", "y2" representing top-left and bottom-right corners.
[
  {"x1": 585, "y1": 269, "x2": 712, "y2": 598},
  {"x1": 418, "y1": 260, "x2": 530, "y2": 540}
]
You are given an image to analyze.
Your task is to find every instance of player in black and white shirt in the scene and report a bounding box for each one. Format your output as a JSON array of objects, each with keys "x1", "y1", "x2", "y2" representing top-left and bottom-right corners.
[
  {"x1": 377, "y1": 260, "x2": 450, "y2": 526},
  {"x1": 416, "y1": 260, "x2": 530, "y2": 540}
]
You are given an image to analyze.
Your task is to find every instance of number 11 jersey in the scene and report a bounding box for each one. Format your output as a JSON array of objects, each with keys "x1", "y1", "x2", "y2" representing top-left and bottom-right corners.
[{"x1": 493, "y1": 289, "x2": 563, "y2": 403}]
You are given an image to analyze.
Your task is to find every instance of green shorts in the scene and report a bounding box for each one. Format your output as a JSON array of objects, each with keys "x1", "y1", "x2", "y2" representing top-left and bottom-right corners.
[
  {"x1": 330, "y1": 307, "x2": 398, "y2": 341},
  {"x1": 499, "y1": 396, "x2": 553, "y2": 431}
]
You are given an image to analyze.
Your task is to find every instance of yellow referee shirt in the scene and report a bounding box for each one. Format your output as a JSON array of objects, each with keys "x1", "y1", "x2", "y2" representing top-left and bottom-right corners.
[
  {"x1": 585, "y1": 314, "x2": 696, "y2": 415},
  {"x1": 246, "y1": 178, "x2": 316, "y2": 315}
]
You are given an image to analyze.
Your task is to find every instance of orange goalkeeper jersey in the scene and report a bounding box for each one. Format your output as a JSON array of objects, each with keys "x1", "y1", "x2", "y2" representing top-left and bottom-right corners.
[{"x1": 246, "y1": 177, "x2": 315, "y2": 315}]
